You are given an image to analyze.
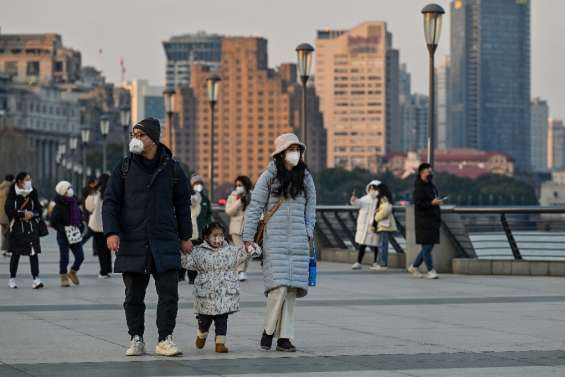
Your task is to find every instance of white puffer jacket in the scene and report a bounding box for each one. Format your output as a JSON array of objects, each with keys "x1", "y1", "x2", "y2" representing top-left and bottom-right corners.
[{"x1": 351, "y1": 180, "x2": 381, "y2": 246}]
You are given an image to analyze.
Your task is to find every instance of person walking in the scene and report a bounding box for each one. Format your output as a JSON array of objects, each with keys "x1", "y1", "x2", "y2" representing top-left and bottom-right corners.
[
  {"x1": 4, "y1": 172, "x2": 44, "y2": 289},
  {"x1": 350, "y1": 180, "x2": 381, "y2": 270},
  {"x1": 50, "y1": 181, "x2": 85, "y2": 287},
  {"x1": 84, "y1": 174, "x2": 112, "y2": 278},
  {"x1": 186, "y1": 174, "x2": 212, "y2": 284},
  {"x1": 183, "y1": 222, "x2": 262, "y2": 353},
  {"x1": 0, "y1": 174, "x2": 15, "y2": 257},
  {"x1": 80, "y1": 177, "x2": 98, "y2": 252},
  {"x1": 225, "y1": 175, "x2": 253, "y2": 281},
  {"x1": 408, "y1": 163, "x2": 443, "y2": 279},
  {"x1": 371, "y1": 183, "x2": 397, "y2": 271},
  {"x1": 242, "y1": 133, "x2": 316, "y2": 352},
  {"x1": 103, "y1": 117, "x2": 193, "y2": 357}
]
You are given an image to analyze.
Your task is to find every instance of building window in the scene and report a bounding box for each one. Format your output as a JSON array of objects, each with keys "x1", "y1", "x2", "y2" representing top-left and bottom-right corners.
[
  {"x1": 4, "y1": 61, "x2": 18, "y2": 75},
  {"x1": 26, "y1": 61, "x2": 40, "y2": 77}
]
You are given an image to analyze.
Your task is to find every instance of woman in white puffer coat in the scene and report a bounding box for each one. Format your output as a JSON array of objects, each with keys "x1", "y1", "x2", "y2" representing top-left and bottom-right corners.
[{"x1": 350, "y1": 180, "x2": 381, "y2": 270}]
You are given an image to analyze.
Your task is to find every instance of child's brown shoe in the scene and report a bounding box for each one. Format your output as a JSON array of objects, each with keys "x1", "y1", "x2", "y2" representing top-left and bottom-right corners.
[
  {"x1": 215, "y1": 336, "x2": 229, "y2": 353},
  {"x1": 195, "y1": 330, "x2": 208, "y2": 349}
]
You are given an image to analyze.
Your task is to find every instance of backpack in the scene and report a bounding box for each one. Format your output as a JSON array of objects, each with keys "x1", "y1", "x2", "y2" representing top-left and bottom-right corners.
[{"x1": 120, "y1": 156, "x2": 181, "y2": 187}]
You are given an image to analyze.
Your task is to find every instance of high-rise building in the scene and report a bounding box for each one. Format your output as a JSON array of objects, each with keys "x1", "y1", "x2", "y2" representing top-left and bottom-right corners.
[
  {"x1": 174, "y1": 37, "x2": 326, "y2": 196},
  {"x1": 530, "y1": 98, "x2": 549, "y2": 172},
  {"x1": 399, "y1": 63, "x2": 411, "y2": 152},
  {"x1": 162, "y1": 32, "x2": 222, "y2": 90},
  {"x1": 450, "y1": 0, "x2": 531, "y2": 169},
  {"x1": 401, "y1": 94, "x2": 429, "y2": 153},
  {"x1": 122, "y1": 80, "x2": 165, "y2": 126},
  {"x1": 315, "y1": 21, "x2": 400, "y2": 172},
  {"x1": 0, "y1": 33, "x2": 81, "y2": 85},
  {"x1": 548, "y1": 119, "x2": 565, "y2": 171},
  {"x1": 435, "y1": 56, "x2": 450, "y2": 150}
]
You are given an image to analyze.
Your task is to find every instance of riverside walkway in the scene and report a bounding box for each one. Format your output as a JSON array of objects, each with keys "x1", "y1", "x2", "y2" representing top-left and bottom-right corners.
[{"x1": 0, "y1": 233, "x2": 564, "y2": 377}]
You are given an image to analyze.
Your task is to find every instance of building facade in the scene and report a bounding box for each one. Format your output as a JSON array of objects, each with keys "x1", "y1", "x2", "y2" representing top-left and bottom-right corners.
[
  {"x1": 435, "y1": 56, "x2": 450, "y2": 150},
  {"x1": 315, "y1": 21, "x2": 400, "y2": 173},
  {"x1": 548, "y1": 119, "x2": 565, "y2": 171},
  {"x1": 401, "y1": 94, "x2": 428, "y2": 153},
  {"x1": 162, "y1": 32, "x2": 222, "y2": 90},
  {"x1": 174, "y1": 37, "x2": 326, "y2": 197},
  {"x1": 530, "y1": 97, "x2": 549, "y2": 172},
  {"x1": 450, "y1": 0, "x2": 531, "y2": 169},
  {"x1": 122, "y1": 79, "x2": 165, "y2": 126}
]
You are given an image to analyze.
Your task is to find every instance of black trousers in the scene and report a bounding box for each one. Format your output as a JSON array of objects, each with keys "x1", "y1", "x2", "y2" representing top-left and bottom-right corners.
[
  {"x1": 92, "y1": 232, "x2": 112, "y2": 276},
  {"x1": 122, "y1": 268, "x2": 179, "y2": 341},
  {"x1": 197, "y1": 313, "x2": 228, "y2": 336},
  {"x1": 357, "y1": 244, "x2": 378, "y2": 264},
  {"x1": 10, "y1": 253, "x2": 39, "y2": 279}
]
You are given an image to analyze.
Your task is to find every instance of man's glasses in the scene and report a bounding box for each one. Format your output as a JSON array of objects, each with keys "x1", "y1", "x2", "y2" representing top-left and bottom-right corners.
[{"x1": 130, "y1": 132, "x2": 147, "y2": 139}]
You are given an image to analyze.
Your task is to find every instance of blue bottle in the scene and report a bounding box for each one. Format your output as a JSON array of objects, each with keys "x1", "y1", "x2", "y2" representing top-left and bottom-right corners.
[{"x1": 308, "y1": 240, "x2": 317, "y2": 287}]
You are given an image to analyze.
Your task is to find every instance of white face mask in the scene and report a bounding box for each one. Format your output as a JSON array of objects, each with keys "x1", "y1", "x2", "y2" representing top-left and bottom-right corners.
[
  {"x1": 129, "y1": 138, "x2": 144, "y2": 154},
  {"x1": 285, "y1": 151, "x2": 301, "y2": 167},
  {"x1": 66, "y1": 188, "x2": 74, "y2": 198},
  {"x1": 24, "y1": 180, "x2": 32, "y2": 191},
  {"x1": 193, "y1": 184, "x2": 203, "y2": 193},
  {"x1": 235, "y1": 186, "x2": 245, "y2": 195},
  {"x1": 369, "y1": 191, "x2": 378, "y2": 199}
]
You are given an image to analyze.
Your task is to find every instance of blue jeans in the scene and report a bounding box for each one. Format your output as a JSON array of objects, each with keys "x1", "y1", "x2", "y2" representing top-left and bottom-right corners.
[
  {"x1": 413, "y1": 244, "x2": 434, "y2": 271},
  {"x1": 57, "y1": 232, "x2": 85, "y2": 274},
  {"x1": 376, "y1": 232, "x2": 390, "y2": 267}
]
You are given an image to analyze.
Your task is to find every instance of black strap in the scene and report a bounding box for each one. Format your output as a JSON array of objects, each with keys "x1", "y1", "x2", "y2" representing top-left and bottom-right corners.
[{"x1": 121, "y1": 156, "x2": 180, "y2": 184}]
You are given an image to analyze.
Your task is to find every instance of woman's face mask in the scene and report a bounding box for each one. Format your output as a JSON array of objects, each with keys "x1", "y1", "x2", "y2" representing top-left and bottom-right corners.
[
  {"x1": 193, "y1": 184, "x2": 204, "y2": 193},
  {"x1": 24, "y1": 179, "x2": 32, "y2": 191},
  {"x1": 235, "y1": 186, "x2": 245, "y2": 195},
  {"x1": 285, "y1": 151, "x2": 301, "y2": 167},
  {"x1": 129, "y1": 138, "x2": 144, "y2": 154},
  {"x1": 369, "y1": 190, "x2": 378, "y2": 199}
]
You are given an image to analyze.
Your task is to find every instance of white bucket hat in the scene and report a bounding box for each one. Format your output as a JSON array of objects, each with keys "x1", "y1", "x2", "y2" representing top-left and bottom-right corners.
[
  {"x1": 271, "y1": 133, "x2": 306, "y2": 157},
  {"x1": 55, "y1": 181, "x2": 72, "y2": 196}
]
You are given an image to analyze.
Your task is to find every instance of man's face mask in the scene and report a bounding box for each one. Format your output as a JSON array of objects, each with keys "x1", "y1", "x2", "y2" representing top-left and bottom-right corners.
[{"x1": 129, "y1": 138, "x2": 144, "y2": 154}]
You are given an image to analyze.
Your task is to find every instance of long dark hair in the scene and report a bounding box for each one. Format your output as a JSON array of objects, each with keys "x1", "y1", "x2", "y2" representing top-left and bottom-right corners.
[
  {"x1": 235, "y1": 175, "x2": 253, "y2": 210},
  {"x1": 377, "y1": 183, "x2": 393, "y2": 203},
  {"x1": 97, "y1": 173, "x2": 110, "y2": 196},
  {"x1": 15, "y1": 171, "x2": 29, "y2": 185},
  {"x1": 273, "y1": 152, "x2": 308, "y2": 199}
]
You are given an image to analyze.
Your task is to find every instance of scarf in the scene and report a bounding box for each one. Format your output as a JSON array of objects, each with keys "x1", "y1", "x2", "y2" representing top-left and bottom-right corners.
[
  {"x1": 14, "y1": 184, "x2": 32, "y2": 197},
  {"x1": 63, "y1": 196, "x2": 81, "y2": 226}
]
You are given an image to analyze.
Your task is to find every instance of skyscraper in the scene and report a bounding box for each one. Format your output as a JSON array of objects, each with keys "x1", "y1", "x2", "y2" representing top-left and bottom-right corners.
[
  {"x1": 174, "y1": 37, "x2": 326, "y2": 195},
  {"x1": 122, "y1": 80, "x2": 165, "y2": 126},
  {"x1": 530, "y1": 98, "x2": 549, "y2": 172},
  {"x1": 548, "y1": 119, "x2": 565, "y2": 171},
  {"x1": 450, "y1": 0, "x2": 531, "y2": 169},
  {"x1": 162, "y1": 32, "x2": 222, "y2": 89},
  {"x1": 315, "y1": 22, "x2": 400, "y2": 173},
  {"x1": 435, "y1": 56, "x2": 450, "y2": 150}
]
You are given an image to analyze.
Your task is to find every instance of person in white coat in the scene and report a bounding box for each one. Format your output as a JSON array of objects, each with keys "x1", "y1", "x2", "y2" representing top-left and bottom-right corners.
[
  {"x1": 350, "y1": 180, "x2": 381, "y2": 270},
  {"x1": 224, "y1": 175, "x2": 253, "y2": 281},
  {"x1": 84, "y1": 174, "x2": 112, "y2": 278}
]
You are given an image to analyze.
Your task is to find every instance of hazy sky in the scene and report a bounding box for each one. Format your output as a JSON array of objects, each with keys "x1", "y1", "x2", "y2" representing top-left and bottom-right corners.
[{"x1": 2, "y1": 0, "x2": 563, "y2": 118}]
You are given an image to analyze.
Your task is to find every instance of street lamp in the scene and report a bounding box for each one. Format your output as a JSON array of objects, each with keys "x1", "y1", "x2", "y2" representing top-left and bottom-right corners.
[
  {"x1": 120, "y1": 106, "x2": 131, "y2": 157},
  {"x1": 296, "y1": 43, "x2": 314, "y2": 151},
  {"x1": 206, "y1": 74, "x2": 221, "y2": 203},
  {"x1": 421, "y1": 3, "x2": 445, "y2": 167},
  {"x1": 69, "y1": 135, "x2": 78, "y2": 188},
  {"x1": 80, "y1": 126, "x2": 91, "y2": 187},
  {"x1": 163, "y1": 88, "x2": 176, "y2": 150},
  {"x1": 100, "y1": 115, "x2": 110, "y2": 172}
]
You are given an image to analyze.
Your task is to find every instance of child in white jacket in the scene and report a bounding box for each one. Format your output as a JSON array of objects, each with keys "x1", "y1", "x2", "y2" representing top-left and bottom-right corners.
[
  {"x1": 350, "y1": 180, "x2": 381, "y2": 270},
  {"x1": 373, "y1": 183, "x2": 397, "y2": 271},
  {"x1": 182, "y1": 222, "x2": 261, "y2": 353}
]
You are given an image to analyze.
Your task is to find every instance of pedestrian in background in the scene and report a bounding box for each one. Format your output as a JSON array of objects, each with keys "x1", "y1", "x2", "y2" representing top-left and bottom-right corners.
[
  {"x1": 0, "y1": 174, "x2": 15, "y2": 257},
  {"x1": 372, "y1": 183, "x2": 397, "y2": 271},
  {"x1": 350, "y1": 180, "x2": 381, "y2": 270},
  {"x1": 85, "y1": 174, "x2": 112, "y2": 278}
]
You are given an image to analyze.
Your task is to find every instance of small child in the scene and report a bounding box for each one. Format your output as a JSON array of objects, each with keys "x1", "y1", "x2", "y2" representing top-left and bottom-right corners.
[{"x1": 182, "y1": 222, "x2": 261, "y2": 353}]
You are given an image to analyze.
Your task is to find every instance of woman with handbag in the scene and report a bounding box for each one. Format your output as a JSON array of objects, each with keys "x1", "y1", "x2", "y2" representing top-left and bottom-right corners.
[
  {"x1": 84, "y1": 174, "x2": 112, "y2": 279},
  {"x1": 4, "y1": 172, "x2": 44, "y2": 289},
  {"x1": 242, "y1": 133, "x2": 316, "y2": 352},
  {"x1": 50, "y1": 180, "x2": 85, "y2": 287}
]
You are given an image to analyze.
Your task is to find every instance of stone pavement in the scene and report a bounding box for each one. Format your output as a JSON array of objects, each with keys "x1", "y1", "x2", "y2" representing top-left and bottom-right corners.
[{"x1": 0, "y1": 234, "x2": 564, "y2": 377}]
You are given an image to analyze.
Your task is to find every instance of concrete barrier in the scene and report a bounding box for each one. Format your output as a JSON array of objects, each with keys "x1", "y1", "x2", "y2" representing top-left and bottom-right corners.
[
  {"x1": 452, "y1": 258, "x2": 565, "y2": 277},
  {"x1": 319, "y1": 248, "x2": 406, "y2": 269}
]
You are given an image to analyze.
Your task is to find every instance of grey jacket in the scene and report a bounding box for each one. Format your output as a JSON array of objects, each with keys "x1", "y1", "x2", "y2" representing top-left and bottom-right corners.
[{"x1": 242, "y1": 161, "x2": 316, "y2": 298}]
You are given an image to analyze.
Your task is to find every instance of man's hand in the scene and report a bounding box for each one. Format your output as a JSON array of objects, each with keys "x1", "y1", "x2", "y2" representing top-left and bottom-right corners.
[
  {"x1": 181, "y1": 239, "x2": 193, "y2": 255},
  {"x1": 431, "y1": 198, "x2": 444, "y2": 206},
  {"x1": 23, "y1": 211, "x2": 33, "y2": 221},
  {"x1": 107, "y1": 235, "x2": 120, "y2": 253},
  {"x1": 243, "y1": 241, "x2": 257, "y2": 253}
]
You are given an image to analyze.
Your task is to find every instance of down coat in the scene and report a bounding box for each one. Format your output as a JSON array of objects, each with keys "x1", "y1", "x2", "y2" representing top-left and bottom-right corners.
[
  {"x1": 351, "y1": 180, "x2": 381, "y2": 246},
  {"x1": 414, "y1": 177, "x2": 441, "y2": 245},
  {"x1": 242, "y1": 161, "x2": 316, "y2": 298},
  {"x1": 182, "y1": 241, "x2": 261, "y2": 315},
  {"x1": 4, "y1": 185, "x2": 42, "y2": 256}
]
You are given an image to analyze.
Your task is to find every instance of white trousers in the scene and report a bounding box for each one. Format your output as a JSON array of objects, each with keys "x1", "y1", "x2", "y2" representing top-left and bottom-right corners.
[{"x1": 264, "y1": 286, "x2": 297, "y2": 339}]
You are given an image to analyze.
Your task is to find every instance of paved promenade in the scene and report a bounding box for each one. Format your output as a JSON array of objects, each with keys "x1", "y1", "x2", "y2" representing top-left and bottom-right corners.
[{"x1": 0, "y1": 234, "x2": 564, "y2": 376}]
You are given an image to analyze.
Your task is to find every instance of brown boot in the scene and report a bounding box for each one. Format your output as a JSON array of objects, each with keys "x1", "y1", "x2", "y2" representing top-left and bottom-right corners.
[
  {"x1": 195, "y1": 330, "x2": 208, "y2": 349},
  {"x1": 215, "y1": 336, "x2": 229, "y2": 353},
  {"x1": 60, "y1": 274, "x2": 70, "y2": 287},
  {"x1": 68, "y1": 270, "x2": 79, "y2": 285}
]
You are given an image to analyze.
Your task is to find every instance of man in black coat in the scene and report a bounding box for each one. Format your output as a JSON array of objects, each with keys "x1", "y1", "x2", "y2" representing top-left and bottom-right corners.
[
  {"x1": 103, "y1": 117, "x2": 193, "y2": 357},
  {"x1": 408, "y1": 163, "x2": 443, "y2": 279}
]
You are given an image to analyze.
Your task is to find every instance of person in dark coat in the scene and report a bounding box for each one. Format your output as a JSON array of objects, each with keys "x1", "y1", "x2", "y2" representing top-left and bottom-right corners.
[
  {"x1": 4, "y1": 172, "x2": 44, "y2": 289},
  {"x1": 102, "y1": 117, "x2": 193, "y2": 357},
  {"x1": 408, "y1": 163, "x2": 443, "y2": 279},
  {"x1": 50, "y1": 180, "x2": 85, "y2": 287}
]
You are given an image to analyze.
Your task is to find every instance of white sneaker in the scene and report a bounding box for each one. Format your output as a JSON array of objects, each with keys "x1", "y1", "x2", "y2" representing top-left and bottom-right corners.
[
  {"x1": 126, "y1": 335, "x2": 146, "y2": 356},
  {"x1": 32, "y1": 278, "x2": 44, "y2": 289},
  {"x1": 9, "y1": 278, "x2": 17, "y2": 289},
  {"x1": 155, "y1": 335, "x2": 181, "y2": 356},
  {"x1": 2, "y1": 251, "x2": 11, "y2": 257},
  {"x1": 238, "y1": 272, "x2": 247, "y2": 281},
  {"x1": 426, "y1": 270, "x2": 439, "y2": 279},
  {"x1": 98, "y1": 274, "x2": 111, "y2": 279},
  {"x1": 408, "y1": 265, "x2": 423, "y2": 278},
  {"x1": 351, "y1": 262, "x2": 362, "y2": 270},
  {"x1": 370, "y1": 264, "x2": 388, "y2": 272}
]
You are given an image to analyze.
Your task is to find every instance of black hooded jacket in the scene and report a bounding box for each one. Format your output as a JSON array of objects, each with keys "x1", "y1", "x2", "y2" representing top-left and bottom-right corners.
[{"x1": 413, "y1": 177, "x2": 441, "y2": 245}]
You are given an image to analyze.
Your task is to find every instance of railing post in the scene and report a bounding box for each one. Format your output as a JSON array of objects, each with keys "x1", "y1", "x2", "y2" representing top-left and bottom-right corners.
[{"x1": 500, "y1": 213, "x2": 522, "y2": 260}]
